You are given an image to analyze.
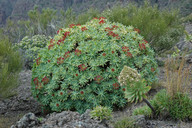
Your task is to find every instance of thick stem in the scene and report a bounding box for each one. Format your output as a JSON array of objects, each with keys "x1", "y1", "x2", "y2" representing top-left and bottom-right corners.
[{"x1": 143, "y1": 98, "x2": 156, "y2": 115}]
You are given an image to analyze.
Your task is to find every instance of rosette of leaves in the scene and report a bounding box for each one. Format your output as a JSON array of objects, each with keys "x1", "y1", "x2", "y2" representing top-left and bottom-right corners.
[
  {"x1": 31, "y1": 17, "x2": 158, "y2": 114},
  {"x1": 119, "y1": 66, "x2": 151, "y2": 103},
  {"x1": 124, "y1": 79, "x2": 151, "y2": 104},
  {"x1": 119, "y1": 66, "x2": 155, "y2": 114},
  {"x1": 16, "y1": 35, "x2": 50, "y2": 68},
  {"x1": 90, "y1": 106, "x2": 112, "y2": 121}
]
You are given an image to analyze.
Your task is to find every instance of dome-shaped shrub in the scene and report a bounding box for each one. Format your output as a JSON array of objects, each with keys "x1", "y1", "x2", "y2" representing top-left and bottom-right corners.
[
  {"x1": 16, "y1": 35, "x2": 50, "y2": 68},
  {"x1": 31, "y1": 17, "x2": 158, "y2": 113}
]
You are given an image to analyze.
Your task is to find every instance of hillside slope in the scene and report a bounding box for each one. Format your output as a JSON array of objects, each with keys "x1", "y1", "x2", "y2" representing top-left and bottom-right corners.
[{"x1": 0, "y1": 0, "x2": 191, "y2": 25}]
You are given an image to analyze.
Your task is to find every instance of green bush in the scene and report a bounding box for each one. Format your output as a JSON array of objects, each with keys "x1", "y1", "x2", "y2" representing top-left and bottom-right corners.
[
  {"x1": 31, "y1": 17, "x2": 158, "y2": 114},
  {"x1": 76, "y1": 8, "x2": 100, "y2": 25},
  {"x1": 133, "y1": 105, "x2": 152, "y2": 117},
  {"x1": 133, "y1": 89, "x2": 192, "y2": 120},
  {"x1": 168, "y1": 92, "x2": 192, "y2": 120},
  {"x1": 133, "y1": 90, "x2": 168, "y2": 118},
  {"x1": 16, "y1": 35, "x2": 50, "y2": 68},
  {"x1": 102, "y1": 1, "x2": 184, "y2": 52},
  {"x1": 113, "y1": 116, "x2": 138, "y2": 128},
  {"x1": 0, "y1": 38, "x2": 22, "y2": 98},
  {"x1": 90, "y1": 106, "x2": 112, "y2": 121}
]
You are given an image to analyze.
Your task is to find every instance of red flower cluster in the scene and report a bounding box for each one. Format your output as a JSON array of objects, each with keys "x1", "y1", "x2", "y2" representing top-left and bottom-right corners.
[
  {"x1": 50, "y1": 39, "x2": 55, "y2": 43},
  {"x1": 122, "y1": 46, "x2": 132, "y2": 57},
  {"x1": 58, "y1": 38, "x2": 64, "y2": 44},
  {"x1": 105, "y1": 25, "x2": 119, "y2": 39},
  {"x1": 134, "y1": 28, "x2": 140, "y2": 33},
  {"x1": 80, "y1": 91, "x2": 84, "y2": 94},
  {"x1": 143, "y1": 40, "x2": 148, "y2": 44},
  {"x1": 42, "y1": 76, "x2": 49, "y2": 85},
  {"x1": 139, "y1": 43, "x2": 146, "y2": 50},
  {"x1": 107, "y1": 31, "x2": 119, "y2": 39},
  {"x1": 151, "y1": 67, "x2": 155, "y2": 72},
  {"x1": 33, "y1": 77, "x2": 39, "y2": 85},
  {"x1": 105, "y1": 27, "x2": 111, "y2": 31},
  {"x1": 122, "y1": 46, "x2": 129, "y2": 52},
  {"x1": 33, "y1": 77, "x2": 42, "y2": 89},
  {"x1": 48, "y1": 60, "x2": 51, "y2": 63},
  {"x1": 75, "y1": 49, "x2": 81, "y2": 56},
  {"x1": 78, "y1": 64, "x2": 87, "y2": 71},
  {"x1": 75, "y1": 74, "x2": 78, "y2": 76},
  {"x1": 94, "y1": 75, "x2": 103, "y2": 84},
  {"x1": 57, "y1": 28, "x2": 63, "y2": 34},
  {"x1": 57, "y1": 42, "x2": 60, "y2": 45},
  {"x1": 61, "y1": 31, "x2": 70, "y2": 42},
  {"x1": 105, "y1": 25, "x2": 118, "y2": 32},
  {"x1": 112, "y1": 25, "x2": 118, "y2": 29},
  {"x1": 99, "y1": 19, "x2": 105, "y2": 24},
  {"x1": 36, "y1": 57, "x2": 40, "y2": 65},
  {"x1": 64, "y1": 51, "x2": 70, "y2": 59},
  {"x1": 111, "y1": 68, "x2": 115, "y2": 72},
  {"x1": 102, "y1": 53, "x2": 106, "y2": 56},
  {"x1": 99, "y1": 17, "x2": 105, "y2": 20},
  {"x1": 56, "y1": 31, "x2": 71, "y2": 46},
  {"x1": 81, "y1": 26, "x2": 87, "y2": 31},
  {"x1": 56, "y1": 103, "x2": 59, "y2": 107},
  {"x1": 48, "y1": 43, "x2": 54, "y2": 50},
  {"x1": 43, "y1": 108, "x2": 49, "y2": 114},
  {"x1": 60, "y1": 92, "x2": 63, "y2": 95},
  {"x1": 64, "y1": 31, "x2": 70, "y2": 37},
  {"x1": 113, "y1": 83, "x2": 119, "y2": 90},
  {"x1": 112, "y1": 51, "x2": 115, "y2": 54},
  {"x1": 126, "y1": 52, "x2": 132, "y2": 57},
  {"x1": 69, "y1": 24, "x2": 81, "y2": 28},
  {"x1": 48, "y1": 39, "x2": 55, "y2": 50},
  {"x1": 69, "y1": 24, "x2": 76, "y2": 28},
  {"x1": 122, "y1": 88, "x2": 126, "y2": 91},
  {"x1": 52, "y1": 94, "x2": 55, "y2": 96},
  {"x1": 57, "y1": 57, "x2": 64, "y2": 64}
]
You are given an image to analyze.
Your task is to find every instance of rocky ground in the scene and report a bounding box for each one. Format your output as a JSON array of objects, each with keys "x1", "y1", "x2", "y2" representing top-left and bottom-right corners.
[
  {"x1": 0, "y1": 70, "x2": 41, "y2": 128},
  {"x1": 0, "y1": 23, "x2": 192, "y2": 128},
  {"x1": 0, "y1": 67, "x2": 191, "y2": 128}
]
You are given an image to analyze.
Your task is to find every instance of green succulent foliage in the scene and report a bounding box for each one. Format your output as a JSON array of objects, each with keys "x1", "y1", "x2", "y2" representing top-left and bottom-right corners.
[
  {"x1": 90, "y1": 106, "x2": 112, "y2": 121},
  {"x1": 16, "y1": 35, "x2": 50, "y2": 67},
  {"x1": 133, "y1": 89, "x2": 192, "y2": 120},
  {"x1": 124, "y1": 79, "x2": 151, "y2": 104},
  {"x1": 118, "y1": 66, "x2": 151, "y2": 104},
  {"x1": 31, "y1": 18, "x2": 158, "y2": 113}
]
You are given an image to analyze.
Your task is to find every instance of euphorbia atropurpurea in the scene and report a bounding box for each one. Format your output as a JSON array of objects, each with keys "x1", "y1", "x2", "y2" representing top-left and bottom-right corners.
[
  {"x1": 118, "y1": 66, "x2": 156, "y2": 114},
  {"x1": 31, "y1": 17, "x2": 158, "y2": 114}
]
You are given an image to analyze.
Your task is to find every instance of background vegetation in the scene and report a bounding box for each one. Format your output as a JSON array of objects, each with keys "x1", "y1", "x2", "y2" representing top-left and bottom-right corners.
[
  {"x1": 0, "y1": 36, "x2": 22, "y2": 98},
  {"x1": 0, "y1": 0, "x2": 191, "y2": 127}
]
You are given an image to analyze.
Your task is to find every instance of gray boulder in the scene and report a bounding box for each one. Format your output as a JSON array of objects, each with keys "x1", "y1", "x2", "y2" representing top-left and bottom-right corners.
[
  {"x1": 11, "y1": 113, "x2": 39, "y2": 128},
  {"x1": 11, "y1": 110, "x2": 112, "y2": 128}
]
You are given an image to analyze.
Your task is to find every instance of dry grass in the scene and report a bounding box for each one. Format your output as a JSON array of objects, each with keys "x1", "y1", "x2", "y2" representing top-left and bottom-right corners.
[
  {"x1": 164, "y1": 56, "x2": 191, "y2": 97},
  {"x1": 0, "y1": 114, "x2": 24, "y2": 128}
]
